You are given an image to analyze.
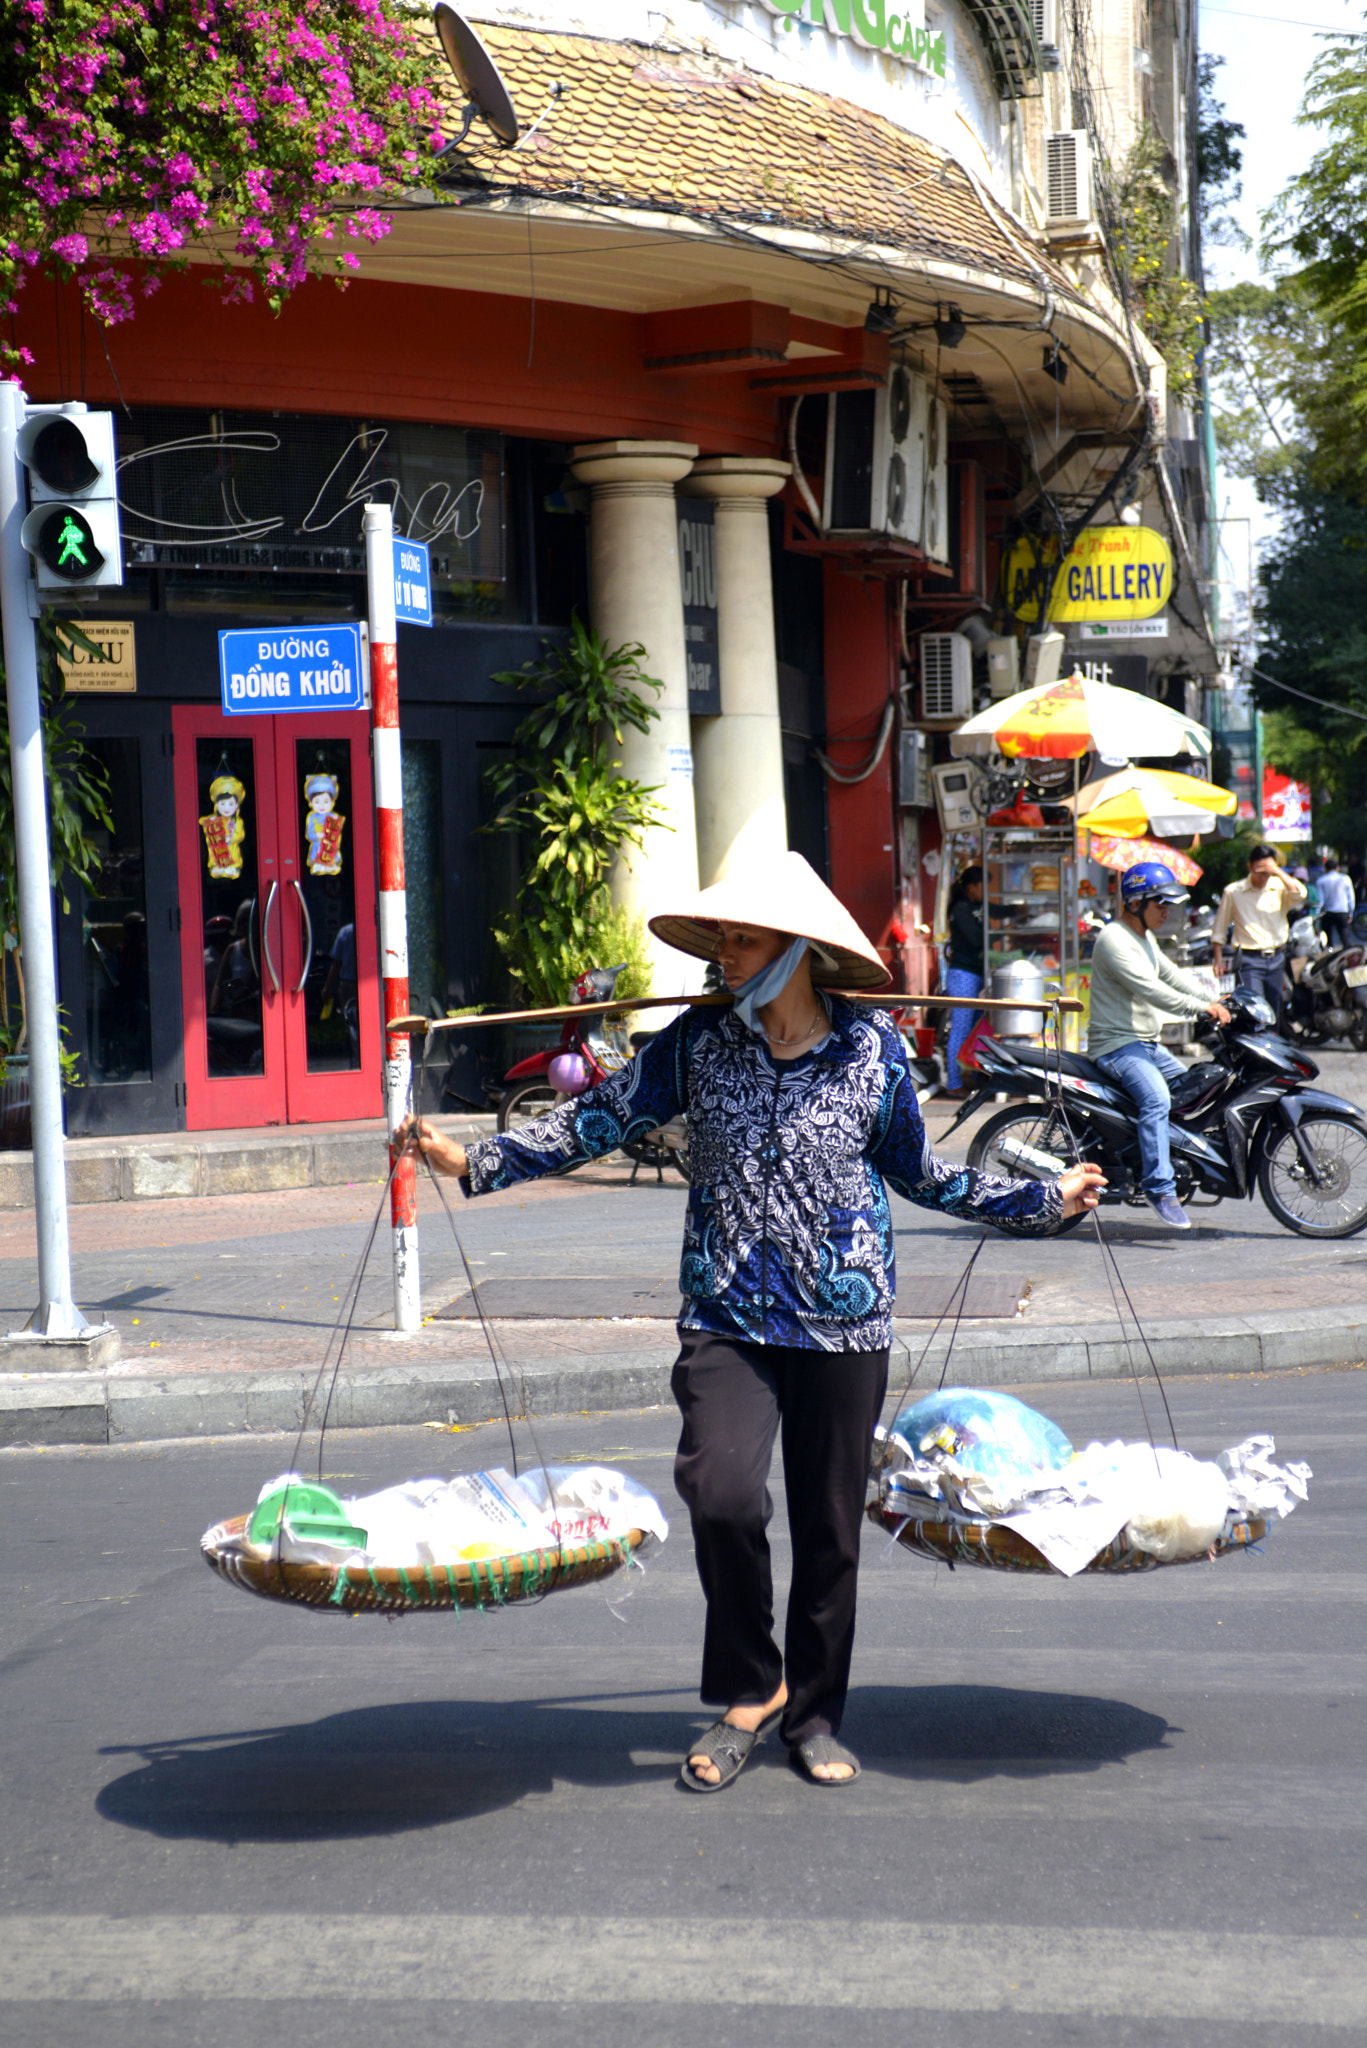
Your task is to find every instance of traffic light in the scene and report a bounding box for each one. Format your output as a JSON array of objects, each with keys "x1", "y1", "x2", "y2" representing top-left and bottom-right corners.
[{"x1": 17, "y1": 406, "x2": 123, "y2": 590}]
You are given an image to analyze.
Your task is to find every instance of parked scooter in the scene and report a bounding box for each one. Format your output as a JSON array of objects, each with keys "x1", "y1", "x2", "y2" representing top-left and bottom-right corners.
[
  {"x1": 1285, "y1": 918, "x2": 1367, "y2": 1050},
  {"x1": 947, "y1": 989, "x2": 1367, "y2": 1236},
  {"x1": 495, "y1": 963, "x2": 689, "y2": 1182}
]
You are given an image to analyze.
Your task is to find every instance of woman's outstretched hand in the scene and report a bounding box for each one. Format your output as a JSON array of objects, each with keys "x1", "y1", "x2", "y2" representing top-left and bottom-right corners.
[
  {"x1": 396, "y1": 1115, "x2": 467, "y2": 1180},
  {"x1": 1059, "y1": 1162, "x2": 1106, "y2": 1217}
]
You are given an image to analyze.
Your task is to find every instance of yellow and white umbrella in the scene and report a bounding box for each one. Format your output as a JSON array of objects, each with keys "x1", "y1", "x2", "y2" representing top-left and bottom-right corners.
[
  {"x1": 1068, "y1": 766, "x2": 1238, "y2": 839},
  {"x1": 950, "y1": 672, "x2": 1210, "y2": 761}
]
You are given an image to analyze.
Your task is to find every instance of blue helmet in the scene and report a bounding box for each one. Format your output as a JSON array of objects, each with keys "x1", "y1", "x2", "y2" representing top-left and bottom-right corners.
[{"x1": 1120, "y1": 860, "x2": 1188, "y2": 908}]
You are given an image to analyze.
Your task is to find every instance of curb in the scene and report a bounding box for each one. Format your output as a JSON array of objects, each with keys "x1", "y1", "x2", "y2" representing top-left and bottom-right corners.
[{"x1": 2, "y1": 1305, "x2": 1366, "y2": 1447}]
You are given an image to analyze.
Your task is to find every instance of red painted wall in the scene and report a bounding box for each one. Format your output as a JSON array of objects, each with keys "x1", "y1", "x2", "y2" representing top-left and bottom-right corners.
[
  {"x1": 822, "y1": 563, "x2": 898, "y2": 965},
  {"x1": 18, "y1": 272, "x2": 785, "y2": 454}
]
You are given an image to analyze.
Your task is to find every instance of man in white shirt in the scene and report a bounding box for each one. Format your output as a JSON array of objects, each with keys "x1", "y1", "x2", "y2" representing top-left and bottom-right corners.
[
  {"x1": 1318, "y1": 858, "x2": 1356, "y2": 951},
  {"x1": 1212, "y1": 845, "x2": 1308, "y2": 1029}
]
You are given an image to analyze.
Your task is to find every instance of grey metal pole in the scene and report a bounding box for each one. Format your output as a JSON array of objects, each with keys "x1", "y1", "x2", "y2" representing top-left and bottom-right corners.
[{"x1": 0, "y1": 382, "x2": 89, "y2": 1338}]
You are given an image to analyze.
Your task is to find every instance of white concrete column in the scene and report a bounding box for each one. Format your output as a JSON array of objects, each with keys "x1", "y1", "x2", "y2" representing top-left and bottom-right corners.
[
  {"x1": 683, "y1": 456, "x2": 793, "y2": 888},
  {"x1": 570, "y1": 439, "x2": 700, "y2": 989}
]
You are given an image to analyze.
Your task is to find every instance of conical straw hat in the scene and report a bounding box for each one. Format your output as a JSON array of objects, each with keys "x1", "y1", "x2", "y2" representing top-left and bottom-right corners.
[{"x1": 649, "y1": 852, "x2": 892, "y2": 991}]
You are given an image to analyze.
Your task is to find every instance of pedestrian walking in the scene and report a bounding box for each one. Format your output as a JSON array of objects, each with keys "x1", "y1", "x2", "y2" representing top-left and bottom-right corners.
[
  {"x1": 943, "y1": 862, "x2": 987, "y2": 1095},
  {"x1": 403, "y1": 853, "x2": 1103, "y2": 1791},
  {"x1": 1212, "y1": 844, "x2": 1308, "y2": 1031},
  {"x1": 1318, "y1": 858, "x2": 1355, "y2": 951}
]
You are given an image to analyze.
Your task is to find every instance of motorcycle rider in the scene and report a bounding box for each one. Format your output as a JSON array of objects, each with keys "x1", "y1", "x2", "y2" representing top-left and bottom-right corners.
[
  {"x1": 1089, "y1": 862, "x2": 1232, "y2": 1229},
  {"x1": 1212, "y1": 844, "x2": 1307, "y2": 1030}
]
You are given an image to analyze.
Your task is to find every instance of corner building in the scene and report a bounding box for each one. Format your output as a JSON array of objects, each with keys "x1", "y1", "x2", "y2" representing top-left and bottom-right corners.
[{"x1": 22, "y1": 0, "x2": 1212, "y2": 1135}]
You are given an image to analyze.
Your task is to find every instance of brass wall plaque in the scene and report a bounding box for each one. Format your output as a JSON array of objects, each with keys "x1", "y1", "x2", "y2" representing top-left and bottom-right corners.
[{"x1": 57, "y1": 620, "x2": 137, "y2": 693}]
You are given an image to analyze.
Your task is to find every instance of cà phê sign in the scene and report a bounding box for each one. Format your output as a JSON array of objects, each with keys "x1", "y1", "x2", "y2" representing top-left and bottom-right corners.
[{"x1": 754, "y1": 0, "x2": 947, "y2": 74}]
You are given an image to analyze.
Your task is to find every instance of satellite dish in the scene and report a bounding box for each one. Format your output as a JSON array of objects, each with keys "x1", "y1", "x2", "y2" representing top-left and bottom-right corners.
[{"x1": 433, "y1": 5, "x2": 519, "y2": 150}]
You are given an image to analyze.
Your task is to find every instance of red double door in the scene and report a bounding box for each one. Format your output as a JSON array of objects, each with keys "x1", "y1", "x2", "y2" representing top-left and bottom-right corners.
[{"x1": 173, "y1": 704, "x2": 381, "y2": 1129}]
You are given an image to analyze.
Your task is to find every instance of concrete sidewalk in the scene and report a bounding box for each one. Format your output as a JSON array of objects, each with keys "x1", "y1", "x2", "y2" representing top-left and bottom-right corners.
[
  {"x1": 4, "y1": 1072, "x2": 1367, "y2": 1446},
  {"x1": 0, "y1": 1112, "x2": 495, "y2": 1210}
]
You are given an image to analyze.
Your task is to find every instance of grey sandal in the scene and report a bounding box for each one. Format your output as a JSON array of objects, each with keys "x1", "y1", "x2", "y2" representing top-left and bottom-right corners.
[
  {"x1": 680, "y1": 1711, "x2": 780, "y2": 1794},
  {"x1": 788, "y1": 1735, "x2": 861, "y2": 1786}
]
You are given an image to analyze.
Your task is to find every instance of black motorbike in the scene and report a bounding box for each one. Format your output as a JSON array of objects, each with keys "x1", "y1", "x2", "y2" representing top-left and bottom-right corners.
[{"x1": 946, "y1": 990, "x2": 1367, "y2": 1237}]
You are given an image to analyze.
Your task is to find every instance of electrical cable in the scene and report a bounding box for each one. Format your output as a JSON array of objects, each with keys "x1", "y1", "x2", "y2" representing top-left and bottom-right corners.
[{"x1": 813, "y1": 697, "x2": 896, "y2": 783}]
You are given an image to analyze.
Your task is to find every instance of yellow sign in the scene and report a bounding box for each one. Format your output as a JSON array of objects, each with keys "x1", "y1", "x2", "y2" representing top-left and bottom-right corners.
[
  {"x1": 57, "y1": 620, "x2": 137, "y2": 693},
  {"x1": 1005, "y1": 526, "x2": 1174, "y2": 624}
]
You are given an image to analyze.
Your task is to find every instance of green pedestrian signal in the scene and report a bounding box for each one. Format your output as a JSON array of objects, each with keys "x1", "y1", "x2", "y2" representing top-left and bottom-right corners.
[
  {"x1": 16, "y1": 405, "x2": 122, "y2": 591},
  {"x1": 28, "y1": 504, "x2": 106, "y2": 582}
]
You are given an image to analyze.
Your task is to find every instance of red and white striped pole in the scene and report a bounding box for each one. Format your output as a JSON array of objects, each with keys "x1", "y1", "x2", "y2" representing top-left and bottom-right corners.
[{"x1": 363, "y1": 500, "x2": 421, "y2": 1331}]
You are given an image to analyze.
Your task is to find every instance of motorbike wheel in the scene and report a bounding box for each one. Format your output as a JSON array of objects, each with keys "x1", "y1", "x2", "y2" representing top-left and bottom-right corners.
[
  {"x1": 966, "y1": 1104, "x2": 1090, "y2": 1235},
  {"x1": 623, "y1": 1127, "x2": 691, "y2": 1183},
  {"x1": 1257, "y1": 1112, "x2": 1367, "y2": 1237},
  {"x1": 496, "y1": 1079, "x2": 562, "y2": 1134}
]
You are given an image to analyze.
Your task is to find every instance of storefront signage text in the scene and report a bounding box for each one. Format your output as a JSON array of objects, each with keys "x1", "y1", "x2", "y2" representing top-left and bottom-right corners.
[
  {"x1": 755, "y1": 0, "x2": 947, "y2": 75},
  {"x1": 57, "y1": 619, "x2": 136, "y2": 693},
  {"x1": 1006, "y1": 526, "x2": 1174, "y2": 625},
  {"x1": 218, "y1": 624, "x2": 366, "y2": 715}
]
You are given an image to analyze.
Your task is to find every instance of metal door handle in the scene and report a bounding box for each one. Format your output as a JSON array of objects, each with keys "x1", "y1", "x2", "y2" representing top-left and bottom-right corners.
[
  {"x1": 261, "y1": 880, "x2": 280, "y2": 993},
  {"x1": 290, "y1": 879, "x2": 313, "y2": 994},
  {"x1": 247, "y1": 896, "x2": 259, "y2": 981}
]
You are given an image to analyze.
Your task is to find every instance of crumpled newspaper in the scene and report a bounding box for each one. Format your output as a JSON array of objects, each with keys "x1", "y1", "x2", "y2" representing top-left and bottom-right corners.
[{"x1": 874, "y1": 1421, "x2": 1311, "y2": 1578}]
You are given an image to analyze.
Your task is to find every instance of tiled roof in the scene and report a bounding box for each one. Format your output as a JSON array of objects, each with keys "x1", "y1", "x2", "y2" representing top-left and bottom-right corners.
[{"x1": 435, "y1": 25, "x2": 1069, "y2": 296}]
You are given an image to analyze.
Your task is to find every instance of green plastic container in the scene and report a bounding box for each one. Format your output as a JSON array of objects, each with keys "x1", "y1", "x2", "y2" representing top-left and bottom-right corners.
[{"x1": 247, "y1": 1481, "x2": 368, "y2": 1552}]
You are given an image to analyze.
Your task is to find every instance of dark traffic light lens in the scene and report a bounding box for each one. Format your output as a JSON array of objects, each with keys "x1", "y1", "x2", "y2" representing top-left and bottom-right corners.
[
  {"x1": 34, "y1": 506, "x2": 105, "y2": 581},
  {"x1": 28, "y1": 417, "x2": 101, "y2": 494}
]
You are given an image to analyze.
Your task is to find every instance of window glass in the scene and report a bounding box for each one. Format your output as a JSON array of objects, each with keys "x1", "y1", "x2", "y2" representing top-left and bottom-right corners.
[
  {"x1": 81, "y1": 737, "x2": 152, "y2": 1084},
  {"x1": 402, "y1": 740, "x2": 445, "y2": 1019},
  {"x1": 293, "y1": 738, "x2": 361, "y2": 1075},
  {"x1": 115, "y1": 408, "x2": 508, "y2": 622},
  {"x1": 196, "y1": 736, "x2": 266, "y2": 1080}
]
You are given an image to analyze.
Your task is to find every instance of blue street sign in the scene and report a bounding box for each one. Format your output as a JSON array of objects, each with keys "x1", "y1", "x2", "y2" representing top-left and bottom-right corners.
[
  {"x1": 393, "y1": 535, "x2": 433, "y2": 627},
  {"x1": 218, "y1": 624, "x2": 366, "y2": 716}
]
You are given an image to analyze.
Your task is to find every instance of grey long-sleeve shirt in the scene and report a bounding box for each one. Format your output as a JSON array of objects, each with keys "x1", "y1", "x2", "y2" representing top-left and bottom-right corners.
[{"x1": 1087, "y1": 919, "x2": 1211, "y2": 1058}]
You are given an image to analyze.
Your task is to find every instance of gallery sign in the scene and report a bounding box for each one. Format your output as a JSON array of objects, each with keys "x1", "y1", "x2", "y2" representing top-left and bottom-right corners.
[
  {"x1": 218, "y1": 624, "x2": 366, "y2": 715},
  {"x1": 754, "y1": 0, "x2": 946, "y2": 75},
  {"x1": 1006, "y1": 526, "x2": 1175, "y2": 625}
]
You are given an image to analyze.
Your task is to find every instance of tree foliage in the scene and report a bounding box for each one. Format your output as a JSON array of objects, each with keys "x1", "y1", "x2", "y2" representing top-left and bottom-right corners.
[
  {"x1": 1196, "y1": 53, "x2": 1246, "y2": 249},
  {"x1": 0, "y1": 0, "x2": 441, "y2": 365},
  {"x1": 1106, "y1": 126, "x2": 1205, "y2": 399},
  {"x1": 484, "y1": 620, "x2": 667, "y2": 1008},
  {"x1": 0, "y1": 622, "x2": 113, "y2": 1054}
]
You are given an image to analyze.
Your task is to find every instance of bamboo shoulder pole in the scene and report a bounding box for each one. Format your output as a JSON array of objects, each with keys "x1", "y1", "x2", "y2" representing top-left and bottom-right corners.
[{"x1": 390, "y1": 991, "x2": 1084, "y2": 1036}]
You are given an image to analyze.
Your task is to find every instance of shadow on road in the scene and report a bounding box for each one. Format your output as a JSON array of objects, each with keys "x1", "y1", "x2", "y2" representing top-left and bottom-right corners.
[{"x1": 94, "y1": 1684, "x2": 1173, "y2": 1841}]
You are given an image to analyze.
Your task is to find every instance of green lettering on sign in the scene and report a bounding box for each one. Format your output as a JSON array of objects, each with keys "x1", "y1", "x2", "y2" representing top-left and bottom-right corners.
[{"x1": 753, "y1": 0, "x2": 946, "y2": 74}]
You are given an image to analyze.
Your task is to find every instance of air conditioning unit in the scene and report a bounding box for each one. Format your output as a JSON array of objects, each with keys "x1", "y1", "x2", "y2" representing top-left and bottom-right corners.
[
  {"x1": 898, "y1": 728, "x2": 933, "y2": 808},
  {"x1": 987, "y1": 636, "x2": 1020, "y2": 699},
  {"x1": 1046, "y1": 130, "x2": 1093, "y2": 230},
  {"x1": 824, "y1": 365, "x2": 932, "y2": 546},
  {"x1": 920, "y1": 630, "x2": 973, "y2": 722},
  {"x1": 922, "y1": 393, "x2": 950, "y2": 563},
  {"x1": 1029, "y1": 0, "x2": 1060, "y2": 51}
]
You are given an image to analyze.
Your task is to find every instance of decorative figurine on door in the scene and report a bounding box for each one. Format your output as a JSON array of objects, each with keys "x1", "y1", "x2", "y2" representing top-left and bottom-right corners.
[
  {"x1": 304, "y1": 772, "x2": 346, "y2": 876},
  {"x1": 200, "y1": 774, "x2": 246, "y2": 881}
]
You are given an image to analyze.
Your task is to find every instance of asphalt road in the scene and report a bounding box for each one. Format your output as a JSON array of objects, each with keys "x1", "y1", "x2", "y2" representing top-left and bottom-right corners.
[{"x1": 2, "y1": 1367, "x2": 1364, "y2": 2042}]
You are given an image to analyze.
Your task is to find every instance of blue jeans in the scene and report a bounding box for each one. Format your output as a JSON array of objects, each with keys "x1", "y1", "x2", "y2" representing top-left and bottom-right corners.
[
  {"x1": 1234, "y1": 950, "x2": 1287, "y2": 1030},
  {"x1": 945, "y1": 966, "x2": 984, "y2": 1087},
  {"x1": 1094, "y1": 1039, "x2": 1189, "y2": 1199}
]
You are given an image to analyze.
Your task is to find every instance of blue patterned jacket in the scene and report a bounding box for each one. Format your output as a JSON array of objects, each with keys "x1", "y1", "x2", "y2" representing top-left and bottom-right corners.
[{"x1": 465, "y1": 999, "x2": 1062, "y2": 1351}]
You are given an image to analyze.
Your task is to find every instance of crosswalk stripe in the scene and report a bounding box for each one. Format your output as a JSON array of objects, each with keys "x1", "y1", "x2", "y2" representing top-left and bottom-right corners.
[{"x1": 2, "y1": 1915, "x2": 1365, "y2": 2021}]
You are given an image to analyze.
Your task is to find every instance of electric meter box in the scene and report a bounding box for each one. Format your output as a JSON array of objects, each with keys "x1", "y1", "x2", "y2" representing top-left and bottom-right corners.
[{"x1": 932, "y1": 759, "x2": 985, "y2": 833}]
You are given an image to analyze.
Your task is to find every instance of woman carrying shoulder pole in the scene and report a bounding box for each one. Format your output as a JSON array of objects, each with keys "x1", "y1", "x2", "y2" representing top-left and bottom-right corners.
[{"x1": 402, "y1": 854, "x2": 1103, "y2": 1792}]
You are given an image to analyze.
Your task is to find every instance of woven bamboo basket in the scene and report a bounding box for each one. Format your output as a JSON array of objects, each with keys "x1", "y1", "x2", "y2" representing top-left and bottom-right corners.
[
  {"x1": 201, "y1": 1513, "x2": 645, "y2": 1613},
  {"x1": 867, "y1": 1502, "x2": 1268, "y2": 1575}
]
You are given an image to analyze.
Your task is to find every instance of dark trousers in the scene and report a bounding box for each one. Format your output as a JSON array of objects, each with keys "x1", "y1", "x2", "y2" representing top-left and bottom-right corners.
[
  {"x1": 671, "y1": 1329, "x2": 888, "y2": 1747},
  {"x1": 1323, "y1": 910, "x2": 1352, "y2": 952},
  {"x1": 1234, "y1": 949, "x2": 1287, "y2": 1029}
]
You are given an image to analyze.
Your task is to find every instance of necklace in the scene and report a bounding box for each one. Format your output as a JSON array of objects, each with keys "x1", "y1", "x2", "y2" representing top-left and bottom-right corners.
[{"x1": 764, "y1": 1006, "x2": 827, "y2": 1046}]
